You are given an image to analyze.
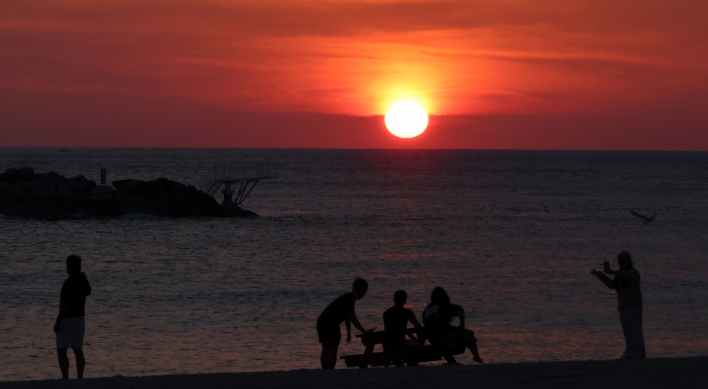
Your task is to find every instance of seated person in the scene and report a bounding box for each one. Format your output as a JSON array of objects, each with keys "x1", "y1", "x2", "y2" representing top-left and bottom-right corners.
[
  {"x1": 422, "y1": 286, "x2": 483, "y2": 363},
  {"x1": 383, "y1": 290, "x2": 423, "y2": 350}
]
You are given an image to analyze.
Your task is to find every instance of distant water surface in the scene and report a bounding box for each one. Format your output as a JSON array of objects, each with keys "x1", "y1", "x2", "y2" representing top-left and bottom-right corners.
[{"x1": 1, "y1": 149, "x2": 708, "y2": 381}]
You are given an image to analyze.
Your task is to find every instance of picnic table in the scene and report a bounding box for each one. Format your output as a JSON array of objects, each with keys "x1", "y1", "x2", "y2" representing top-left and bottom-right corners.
[{"x1": 340, "y1": 328, "x2": 466, "y2": 368}]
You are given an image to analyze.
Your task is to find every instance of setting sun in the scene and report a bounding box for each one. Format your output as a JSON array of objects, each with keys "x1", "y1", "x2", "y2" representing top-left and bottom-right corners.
[{"x1": 384, "y1": 101, "x2": 429, "y2": 138}]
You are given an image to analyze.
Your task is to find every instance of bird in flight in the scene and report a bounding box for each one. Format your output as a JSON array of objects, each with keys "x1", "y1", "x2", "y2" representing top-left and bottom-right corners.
[{"x1": 630, "y1": 210, "x2": 658, "y2": 224}]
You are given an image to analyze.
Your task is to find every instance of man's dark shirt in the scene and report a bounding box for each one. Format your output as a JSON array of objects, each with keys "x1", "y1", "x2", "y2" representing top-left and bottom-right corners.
[
  {"x1": 422, "y1": 302, "x2": 461, "y2": 344},
  {"x1": 60, "y1": 274, "x2": 92, "y2": 318},
  {"x1": 318, "y1": 292, "x2": 356, "y2": 326},
  {"x1": 383, "y1": 305, "x2": 416, "y2": 347}
]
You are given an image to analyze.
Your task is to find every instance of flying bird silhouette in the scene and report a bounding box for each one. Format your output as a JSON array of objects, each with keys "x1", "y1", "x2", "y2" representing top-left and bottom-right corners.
[{"x1": 630, "y1": 210, "x2": 657, "y2": 224}]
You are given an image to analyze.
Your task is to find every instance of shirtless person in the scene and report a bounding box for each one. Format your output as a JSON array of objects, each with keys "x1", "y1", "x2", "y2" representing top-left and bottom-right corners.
[
  {"x1": 316, "y1": 277, "x2": 374, "y2": 369},
  {"x1": 383, "y1": 290, "x2": 422, "y2": 348},
  {"x1": 54, "y1": 255, "x2": 92, "y2": 379}
]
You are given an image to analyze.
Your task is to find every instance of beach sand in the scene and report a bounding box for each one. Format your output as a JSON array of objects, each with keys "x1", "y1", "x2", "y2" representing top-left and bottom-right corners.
[{"x1": 3, "y1": 357, "x2": 706, "y2": 389}]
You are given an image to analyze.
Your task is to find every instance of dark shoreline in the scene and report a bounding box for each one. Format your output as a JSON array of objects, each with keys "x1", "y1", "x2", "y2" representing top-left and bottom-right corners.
[{"x1": 3, "y1": 357, "x2": 706, "y2": 388}]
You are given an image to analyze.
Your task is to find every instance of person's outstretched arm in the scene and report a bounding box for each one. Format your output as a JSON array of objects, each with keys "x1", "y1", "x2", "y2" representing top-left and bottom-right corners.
[
  {"x1": 410, "y1": 316, "x2": 422, "y2": 329},
  {"x1": 591, "y1": 269, "x2": 616, "y2": 289},
  {"x1": 609, "y1": 268, "x2": 639, "y2": 282},
  {"x1": 81, "y1": 272, "x2": 91, "y2": 295},
  {"x1": 347, "y1": 312, "x2": 374, "y2": 333}
]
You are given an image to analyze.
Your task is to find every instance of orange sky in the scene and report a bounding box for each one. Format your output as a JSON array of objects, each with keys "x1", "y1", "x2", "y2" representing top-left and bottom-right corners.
[{"x1": 1, "y1": 0, "x2": 707, "y2": 149}]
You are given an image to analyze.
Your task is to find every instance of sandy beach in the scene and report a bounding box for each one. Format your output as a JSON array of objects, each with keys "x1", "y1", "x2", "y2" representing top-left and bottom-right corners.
[{"x1": 3, "y1": 357, "x2": 706, "y2": 389}]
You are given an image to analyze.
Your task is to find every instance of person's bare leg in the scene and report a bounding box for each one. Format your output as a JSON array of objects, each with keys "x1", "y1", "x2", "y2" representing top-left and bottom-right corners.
[
  {"x1": 320, "y1": 344, "x2": 338, "y2": 369},
  {"x1": 329, "y1": 347, "x2": 337, "y2": 369},
  {"x1": 320, "y1": 344, "x2": 328, "y2": 369},
  {"x1": 73, "y1": 348, "x2": 85, "y2": 379},
  {"x1": 328, "y1": 344, "x2": 338, "y2": 369},
  {"x1": 463, "y1": 336, "x2": 483, "y2": 363},
  {"x1": 443, "y1": 354, "x2": 459, "y2": 365},
  {"x1": 57, "y1": 348, "x2": 70, "y2": 379}
]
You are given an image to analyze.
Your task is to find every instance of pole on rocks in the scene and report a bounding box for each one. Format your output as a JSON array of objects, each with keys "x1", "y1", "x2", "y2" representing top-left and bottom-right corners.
[{"x1": 100, "y1": 168, "x2": 107, "y2": 186}]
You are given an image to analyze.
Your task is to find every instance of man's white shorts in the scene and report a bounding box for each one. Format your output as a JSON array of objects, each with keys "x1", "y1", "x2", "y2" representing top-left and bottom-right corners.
[{"x1": 56, "y1": 317, "x2": 85, "y2": 349}]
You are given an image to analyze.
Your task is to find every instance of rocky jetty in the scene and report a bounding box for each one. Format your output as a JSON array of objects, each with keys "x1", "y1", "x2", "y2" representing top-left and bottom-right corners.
[{"x1": 0, "y1": 168, "x2": 257, "y2": 219}]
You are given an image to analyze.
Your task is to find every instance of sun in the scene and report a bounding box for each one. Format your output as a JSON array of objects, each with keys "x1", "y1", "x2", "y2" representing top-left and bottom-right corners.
[{"x1": 385, "y1": 101, "x2": 429, "y2": 138}]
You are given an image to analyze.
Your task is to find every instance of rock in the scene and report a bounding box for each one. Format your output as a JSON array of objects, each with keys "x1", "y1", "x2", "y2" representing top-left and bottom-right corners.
[
  {"x1": 143, "y1": 178, "x2": 173, "y2": 197},
  {"x1": 85, "y1": 193, "x2": 118, "y2": 207},
  {"x1": 144, "y1": 178, "x2": 224, "y2": 217},
  {"x1": 52, "y1": 187, "x2": 79, "y2": 204},
  {"x1": 223, "y1": 203, "x2": 258, "y2": 217},
  {"x1": 113, "y1": 179, "x2": 145, "y2": 196},
  {"x1": 0, "y1": 168, "x2": 256, "y2": 219},
  {"x1": 35, "y1": 171, "x2": 61, "y2": 182},
  {"x1": 89, "y1": 186, "x2": 116, "y2": 195},
  {"x1": 120, "y1": 195, "x2": 158, "y2": 215},
  {"x1": 66, "y1": 175, "x2": 96, "y2": 196},
  {"x1": 33, "y1": 172, "x2": 62, "y2": 195},
  {"x1": 152, "y1": 188, "x2": 200, "y2": 217},
  {"x1": 0, "y1": 182, "x2": 28, "y2": 197},
  {"x1": 17, "y1": 167, "x2": 34, "y2": 182},
  {"x1": 3, "y1": 168, "x2": 35, "y2": 183},
  {"x1": 82, "y1": 205, "x2": 128, "y2": 218},
  {"x1": 2, "y1": 194, "x2": 67, "y2": 219}
]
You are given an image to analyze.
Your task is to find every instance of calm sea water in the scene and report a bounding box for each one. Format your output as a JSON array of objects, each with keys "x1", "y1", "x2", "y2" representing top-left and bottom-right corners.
[{"x1": 1, "y1": 149, "x2": 708, "y2": 381}]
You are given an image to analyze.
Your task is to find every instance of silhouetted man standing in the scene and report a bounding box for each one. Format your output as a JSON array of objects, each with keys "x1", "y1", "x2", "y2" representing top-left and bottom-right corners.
[
  {"x1": 591, "y1": 251, "x2": 646, "y2": 359},
  {"x1": 54, "y1": 255, "x2": 92, "y2": 379},
  {"x1": 317, "y1": 277, "x2": 374, "y2": 369}
]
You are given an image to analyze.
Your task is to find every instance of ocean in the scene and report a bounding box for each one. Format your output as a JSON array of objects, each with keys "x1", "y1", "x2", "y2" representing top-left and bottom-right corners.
[{"x1": 1, "y1": 148, "x2": 707, "y2": 381}]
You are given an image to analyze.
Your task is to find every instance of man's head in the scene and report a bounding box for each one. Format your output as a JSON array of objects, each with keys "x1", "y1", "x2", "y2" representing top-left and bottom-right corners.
[
  {"x1": 617, "y1": 251, "x2": 633, "y2": 270},
  {"x1": 352, "y1": 277, "x2": 368, "y2": 300},
  {"x1": 393, "y1": 290, "x2": 407, "y2": 307},
  {"x1": 66, "y1": 255, "x2": 81, "y2": 275}
]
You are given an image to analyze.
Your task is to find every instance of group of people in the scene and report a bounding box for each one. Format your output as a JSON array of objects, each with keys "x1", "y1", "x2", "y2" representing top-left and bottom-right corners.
[
  {"x1": 316, "y1": 277, "x2": 483, "y2": 369},
  {"x1": 317, "y1": 250, "x2": 647, "y2": 369},
  {"x1": 53, "y1": 250, "x2": 645, "y2": 379}
]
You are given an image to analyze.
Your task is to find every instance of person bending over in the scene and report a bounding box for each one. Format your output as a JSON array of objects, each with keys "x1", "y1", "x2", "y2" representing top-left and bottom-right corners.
[
  {"x1": 317, "y1": 277, "x2": 375, "y2": 369},
  {"x1": 422, "y1": 286, "x2": 483, "y2": 364},
  {"x1": 383, "y1": 290, "x2": 422, "y2": 349},
  {"x1": 54, "y1": 255, "x2": 92, "y2": 379},
  {"x1": 591, "y1": 251, "x2": 646, "y2": 359}
]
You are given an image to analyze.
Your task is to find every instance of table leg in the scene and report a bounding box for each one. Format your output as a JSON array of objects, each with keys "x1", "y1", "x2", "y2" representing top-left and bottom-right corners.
[{"x1": 359, "y1": 343, "x2": 375, "y2": 369}]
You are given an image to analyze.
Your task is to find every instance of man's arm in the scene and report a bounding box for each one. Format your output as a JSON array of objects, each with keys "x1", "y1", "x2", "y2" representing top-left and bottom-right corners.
[
  {"x1": 347, "y1": 312, "x2": 374, "y2": 333},
  {"x1": 611, "y1": 269, "x2": 639, "y2": 282},
  {"x1": 407, "y1": 312, "x2": 422, "y2": 341},
  {"x1": 54, "y1": 302, "x2": 67, "y2": 333},
  {"x1": 457, "y1": 306, "x2": 466, "y2": 329},
  {"x1": 591, "y1": 269, "x2": 616, "y2": 289},
  {"x1": 81, "y1": 273, "x2": 91, "y2": 295}
]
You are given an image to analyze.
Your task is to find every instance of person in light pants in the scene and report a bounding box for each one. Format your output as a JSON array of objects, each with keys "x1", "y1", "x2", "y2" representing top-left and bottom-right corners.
[{"x1": 54, "y1": 255, "x2": 92, "y2": 379}]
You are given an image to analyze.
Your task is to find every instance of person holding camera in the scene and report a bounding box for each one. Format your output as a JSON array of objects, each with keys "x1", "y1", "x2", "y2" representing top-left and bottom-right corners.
[{"x1": 591, "y1": 251, "x2": 646, "y2": 359}]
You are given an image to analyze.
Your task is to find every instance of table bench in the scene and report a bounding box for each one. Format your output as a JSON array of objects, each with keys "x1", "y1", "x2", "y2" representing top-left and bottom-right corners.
[{"x1": 340, "y1": 329, "x2": 466, "y2": 368}]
